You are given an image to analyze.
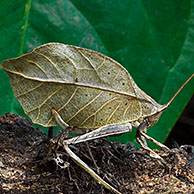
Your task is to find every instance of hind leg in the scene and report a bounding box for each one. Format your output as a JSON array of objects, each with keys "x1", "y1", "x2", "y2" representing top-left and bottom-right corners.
[{"x1": 50, "y1": 108, "x2": 131, "y2": 194}]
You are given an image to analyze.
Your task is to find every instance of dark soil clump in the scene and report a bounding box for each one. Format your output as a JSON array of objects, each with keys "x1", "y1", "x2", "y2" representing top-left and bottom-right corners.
[{"x1": 0, "y1": 113, "x2": 194, "y2": 194}]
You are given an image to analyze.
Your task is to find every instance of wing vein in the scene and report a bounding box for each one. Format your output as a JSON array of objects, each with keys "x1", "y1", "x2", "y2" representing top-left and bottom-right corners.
[
  {"x1": 58, "y1": 87, "x2": 78, "y2": 112},
  {"x1": 27, "y1": 86, "x2": 63, "y2": 118},
  {"x1": 106, "y1": 100, "x2": 124, "y2": 125},
  {"x1": 46, "y1": 87, "x2": 78, "y2": 125},
  {"x1": 80, "y1": 97, "x2": 121, "y2": 127},
  {"x1": 75, "y1": 48, "x2": 97, "y2": 70},
  {"x1": 96, "y1": 57, "x2": 105, "y2": 70},
  {"x1": 76, "y1": 49, "x2": 105, "y2": 83},
  {"x1": 16, "y1": 82, "x2": 43, "y2": 98},
  {"x1": 2, "y1": 67, "x2": 137, "y2": 99},
  {"x1": 123, "y1": 100, "x2": 131, "y2": 119},
  {"x1": 66, "y1": 91, "x2": 103, "y2": 123},
  {"x1": 24, "y1": 59, "x2": 48, "y2": 78},
  {"x1": 34, "y1": 51, "x2": 63, "y2": 79},
  {"x1": 53, "y1": 47, "x2": 79, "y2": 81}
]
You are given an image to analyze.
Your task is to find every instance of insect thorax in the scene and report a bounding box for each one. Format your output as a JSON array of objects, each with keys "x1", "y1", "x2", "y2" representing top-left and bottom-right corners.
[{"x1": 144, "y1": 111, "x2": 163, "y2": 128}]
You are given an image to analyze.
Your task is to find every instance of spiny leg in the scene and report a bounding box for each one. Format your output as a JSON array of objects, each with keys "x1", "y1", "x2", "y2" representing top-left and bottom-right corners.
[
  {"x1": 51, "y1": 110, "x2": 99, "y2": 170},
  {"x1": 62, "y1": 142, "x2": 121, "y2": 194},
  {"x1": 136, "y1": 122, "x2": 148, "y2": 147},
  {"x1": 136, "y1": 121, "x2": 169, "y2": 159},
  {"x1": 140, "y1": 131, "x2": 170, "y2": 152},
  {"x1": 51, "y1": 108, "x2": 131, "y2": 194},
  {"x1": 65, "y1": 123, "x2": 131, "y2": 145},
  {"x1": 136, "y1": 133, "x2": 161, "y2": 159}
]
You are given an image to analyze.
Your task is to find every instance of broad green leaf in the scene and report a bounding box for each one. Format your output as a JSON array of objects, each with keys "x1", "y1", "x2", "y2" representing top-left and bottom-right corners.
[
  {"x1": 0, "y1": 0, "x2": 194, "y2": 147},
  {"x1": 0, "y1": 0, "x2": 30, "y2": 114}
]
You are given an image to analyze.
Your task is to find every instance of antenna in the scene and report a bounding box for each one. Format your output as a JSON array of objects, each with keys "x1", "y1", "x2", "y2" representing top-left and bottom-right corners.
[{"x1": 166, "y1": 73, "x2": 194, "y2": 108}]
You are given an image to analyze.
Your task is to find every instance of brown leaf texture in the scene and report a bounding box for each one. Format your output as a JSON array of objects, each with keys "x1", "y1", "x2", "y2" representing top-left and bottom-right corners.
[{"x1": 2, "y1": 43, "x2": 164, "y2": 129}]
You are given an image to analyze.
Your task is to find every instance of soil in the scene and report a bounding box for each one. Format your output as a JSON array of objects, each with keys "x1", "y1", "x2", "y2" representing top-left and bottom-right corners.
[{"x1": 0, "y1": 113, "x2": 194, "y2": 194}]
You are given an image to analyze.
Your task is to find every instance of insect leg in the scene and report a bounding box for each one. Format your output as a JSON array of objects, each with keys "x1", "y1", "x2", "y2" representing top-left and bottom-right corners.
[
  {"x1": 51, "y1": 109, "x2": 130, "y2": 194},
  {"x1": 136, "y1": 122, "x2": 148, "y2": 147},
  {"x1": 52, "y1": 108, "x2": 69, "y2": 129},
  {"x1": 136, "y1": 121, "x2": 169, "y2": 151},
  {"x1": 140, "y1": 132, "x2": 170, "y2": 152},
  {"x1": 51, "y1": 108, "x2": 74, "y2": 148},
  {"x1": 52, "y1": 107, "x2": 131, "y2": 144},
  {"x1": 65, "y1": 123, "x2": 131, "y2": 145},
  {"x1": 136, "y1": 122, "x2": 163, "y2": 159},
  {"x1": 61, "y1": 142, "x2": 121, "y2": 194}
]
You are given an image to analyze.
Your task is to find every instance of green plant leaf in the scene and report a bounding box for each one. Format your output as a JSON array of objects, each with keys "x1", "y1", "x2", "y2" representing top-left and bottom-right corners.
[{"x1": 0, "y1": 0, "x2": 194, "y2": 147}]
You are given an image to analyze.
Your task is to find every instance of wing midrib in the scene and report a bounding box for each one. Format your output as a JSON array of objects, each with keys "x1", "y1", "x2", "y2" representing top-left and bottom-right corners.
[{"x1": 4, "y1": 68, "x2": 137, "y2": 98}]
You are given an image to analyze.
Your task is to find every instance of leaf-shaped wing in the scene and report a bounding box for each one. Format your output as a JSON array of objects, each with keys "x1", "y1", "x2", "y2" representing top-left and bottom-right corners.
[{"x1": 2, "y1": 43, "x2": 162, "y2": 129}]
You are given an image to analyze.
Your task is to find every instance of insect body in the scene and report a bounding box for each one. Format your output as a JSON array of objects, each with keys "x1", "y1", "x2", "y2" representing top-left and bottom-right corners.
[
  {"x1": 2, "y1": 43, "x2": 166, "y2": 130},
  {"x1": 1, "y1": 43, "x2": 193, "y2": 194}
]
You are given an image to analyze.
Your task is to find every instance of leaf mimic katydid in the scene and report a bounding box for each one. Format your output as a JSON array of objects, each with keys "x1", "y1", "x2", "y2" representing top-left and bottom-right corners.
[{"x1": 1, "y1": 43, "x2": 194, "y2": 194}]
